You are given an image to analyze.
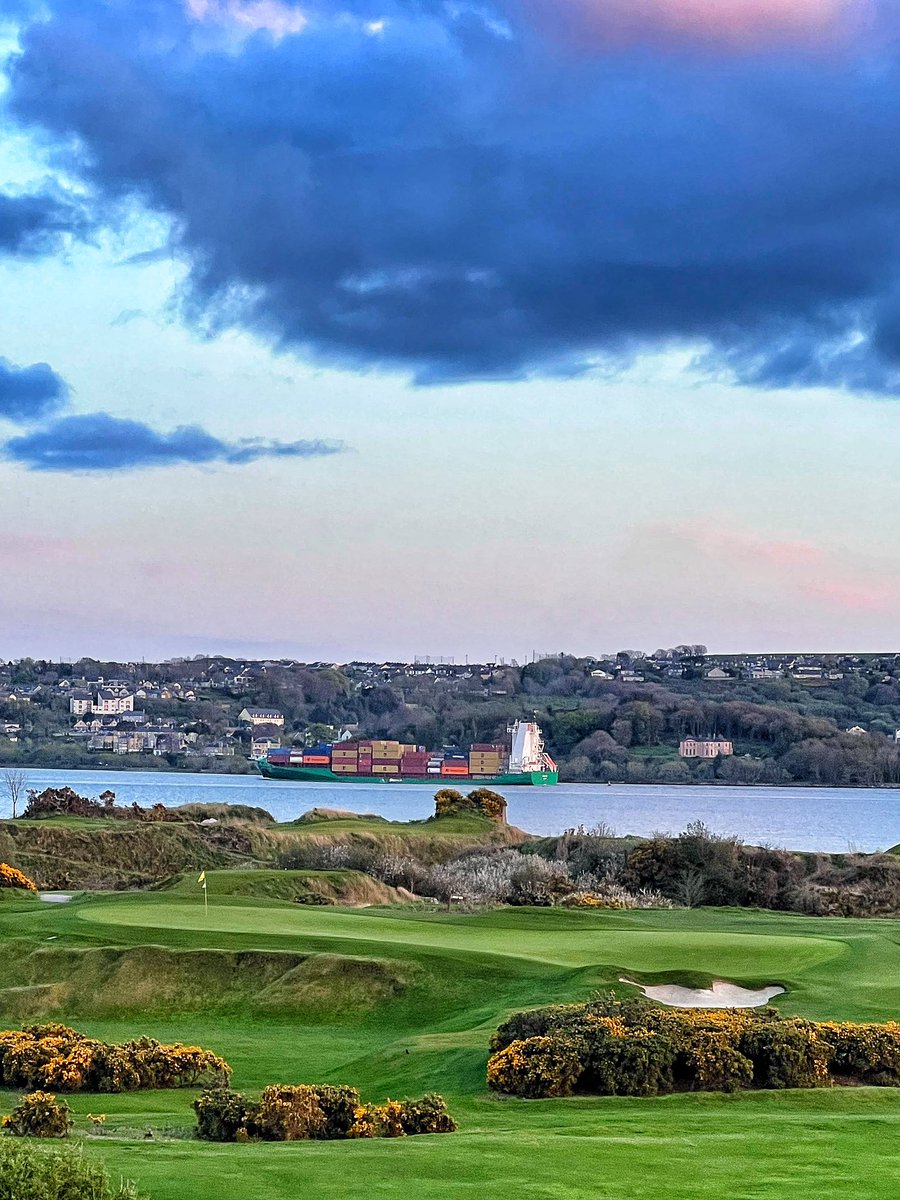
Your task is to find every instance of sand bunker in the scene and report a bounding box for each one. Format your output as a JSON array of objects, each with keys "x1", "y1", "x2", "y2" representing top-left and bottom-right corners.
[
  {"x1": 621, "y1": 978, "x2": 784, "y2": 1008},
  {"x1": 39, "y1": 893, "x2": 74, "y2": 904}
]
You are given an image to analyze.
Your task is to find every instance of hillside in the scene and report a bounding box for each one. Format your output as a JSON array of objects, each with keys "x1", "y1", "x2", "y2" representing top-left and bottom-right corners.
[{"x1": 8, "y1": 651, "x2": 900, "y2": 786}]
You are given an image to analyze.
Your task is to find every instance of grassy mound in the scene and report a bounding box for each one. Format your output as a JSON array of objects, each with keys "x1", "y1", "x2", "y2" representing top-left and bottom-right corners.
[
  {"x1": 162, "y1": 869, "x2": 407, "y2": 906},
  {"x1": 0, "y1": 941, "x2": 415, "y2": 1020},
  {"x1": 0, "y1": 820, "x2": 239, "y2": 889}
]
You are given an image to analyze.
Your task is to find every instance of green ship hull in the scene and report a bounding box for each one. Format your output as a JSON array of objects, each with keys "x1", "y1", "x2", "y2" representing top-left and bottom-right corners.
[{"x1": 256, "y1": 759, "x2": 558, "y2": 786}]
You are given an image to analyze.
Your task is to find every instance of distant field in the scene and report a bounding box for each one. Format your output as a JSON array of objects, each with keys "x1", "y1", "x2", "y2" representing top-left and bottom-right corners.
[{"x1": 2, "y1": 889, "x2": 900, "y2": 1198}]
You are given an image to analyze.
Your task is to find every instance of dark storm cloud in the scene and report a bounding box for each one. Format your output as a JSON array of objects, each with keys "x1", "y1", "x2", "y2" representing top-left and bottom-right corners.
[
  {"x1": 0, "y1": 190, "x2": 90, "y2": 257},
  {"x1": 8, "y1": 0, "x2": 900, "y2": 389},
  {"x1": 0, "y1": 358, "x2": 69, "y2": 421},
  {"x1": 2, "y1": 412, "x2": 345, "y2": 472}
]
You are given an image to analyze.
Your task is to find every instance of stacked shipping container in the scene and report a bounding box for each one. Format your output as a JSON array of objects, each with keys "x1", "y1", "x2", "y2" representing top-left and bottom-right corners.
[
  {"x1": 469, "y1": 742, "x2": 505, "y2": 776},
  {"x1": 264, "y1": 737, "x2": 514, "y2": 780}
]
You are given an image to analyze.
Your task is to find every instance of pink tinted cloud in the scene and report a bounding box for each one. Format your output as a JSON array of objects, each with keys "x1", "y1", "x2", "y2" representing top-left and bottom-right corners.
[
  {"x1": 656, "y1": 521, "x2": 900, "y2": 615},
  {"x1": 675, "y1": 522, "x2": 825, "y2": 570},
  {"x1": 522, "y1": 0, "x2": 867, "y2": 50}
]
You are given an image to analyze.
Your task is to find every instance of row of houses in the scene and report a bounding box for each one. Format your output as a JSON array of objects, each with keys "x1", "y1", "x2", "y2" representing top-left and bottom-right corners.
[{"x1": 87, "y1": 729, "x2": 187, "y2": 756}]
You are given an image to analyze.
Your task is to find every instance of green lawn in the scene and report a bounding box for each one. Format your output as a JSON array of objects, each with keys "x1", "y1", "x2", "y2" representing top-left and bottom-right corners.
[{"x1": 2, "y1": 891, "x2": 900, "y2": 1198}]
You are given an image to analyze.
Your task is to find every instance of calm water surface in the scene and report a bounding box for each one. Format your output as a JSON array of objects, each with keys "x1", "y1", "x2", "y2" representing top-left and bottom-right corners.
[{"x1": 8, "y1": 767, "x2": 900, "y2": 852}]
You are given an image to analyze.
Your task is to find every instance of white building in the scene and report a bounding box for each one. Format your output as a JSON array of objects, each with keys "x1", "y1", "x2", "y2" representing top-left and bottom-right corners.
[
  {"x1": 70, "y1": 687, "x2": 135, "y2": 716},
  {"x1": 239, "y1": 708, "x2": 285, "y2": 727}
]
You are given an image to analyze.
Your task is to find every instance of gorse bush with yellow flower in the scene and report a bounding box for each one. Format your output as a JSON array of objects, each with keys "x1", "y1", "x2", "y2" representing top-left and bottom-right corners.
[
  {"x1": 194, "y1": 1083, "x2": 456, "y2": 1142},
  {"x1": 433, "y1": 787, "x2": 507, "y2": 823},
  {"x1": 0, "y1": 863, "x2": 37, "y2": 891},
  {"x1": 0, "y1": 1024, "x2": 230, "y2": 1094},
  {"x1": 487, "y1": 995, "x2": 900, "y2": 1098},
  {"x1": 2, "y1": 1091, "x2": 73, "y2": 1138}
]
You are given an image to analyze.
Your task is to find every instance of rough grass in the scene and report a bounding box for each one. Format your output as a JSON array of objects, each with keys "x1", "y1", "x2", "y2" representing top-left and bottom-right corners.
[
  {"x1": 0, "y1": 812, "x2": 524, "y2": 889},
  {"x1": 3, "y1": 896, "x2": 900, "y2": 1198}
]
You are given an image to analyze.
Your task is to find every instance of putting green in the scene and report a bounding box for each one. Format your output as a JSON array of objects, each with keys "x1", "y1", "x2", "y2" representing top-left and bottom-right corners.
[{"x1": 78, "y1": 898, "x2": 846, "y2": 975}]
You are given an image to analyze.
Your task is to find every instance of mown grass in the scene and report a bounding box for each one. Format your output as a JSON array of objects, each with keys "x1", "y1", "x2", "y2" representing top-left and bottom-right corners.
[{"x1": 2, "y1": 894, "x2": 900, "y2": 1197}]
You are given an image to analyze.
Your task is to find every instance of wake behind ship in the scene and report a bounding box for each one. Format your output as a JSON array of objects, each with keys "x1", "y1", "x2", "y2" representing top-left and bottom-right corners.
[{"x1": 257, "y1": 720, "x2": 558, "y2": 786}]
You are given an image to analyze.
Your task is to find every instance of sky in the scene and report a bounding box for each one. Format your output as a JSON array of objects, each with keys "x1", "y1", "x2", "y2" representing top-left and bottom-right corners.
[{"x1": 1, "y1": 0, "x2": 900, "y2": 662}]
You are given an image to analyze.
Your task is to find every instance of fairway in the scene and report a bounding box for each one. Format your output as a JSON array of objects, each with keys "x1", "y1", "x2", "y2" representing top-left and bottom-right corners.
[{"x1": 3, "y1": 890, "x2": 900, "y2": 1198}]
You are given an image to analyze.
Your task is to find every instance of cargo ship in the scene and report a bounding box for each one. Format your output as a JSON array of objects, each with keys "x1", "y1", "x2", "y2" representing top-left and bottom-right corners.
[{"x1": 256, "y1": 720, "x2": 558, "y2": 786}]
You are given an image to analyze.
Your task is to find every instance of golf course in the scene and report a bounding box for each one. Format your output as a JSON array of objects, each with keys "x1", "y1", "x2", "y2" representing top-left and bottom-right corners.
[{"x1": 2, "y1": 879, "x2": 900, "y2": 1198}]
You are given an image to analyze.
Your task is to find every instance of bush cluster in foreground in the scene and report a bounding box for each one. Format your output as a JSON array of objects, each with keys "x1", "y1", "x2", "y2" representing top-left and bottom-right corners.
[
  {"x1": 0, "y1": 1024, "x2": 230, "y2": 1093},
  {"x1": 487, "y1": 997, "x2": 900, "y2": 1098},
  {"x1": 194, "y1": 1084, "x2": 456, "y2": 1141},
  {"x1": 0, "y1": 1138, "x2": 143, "y2": 1200}
]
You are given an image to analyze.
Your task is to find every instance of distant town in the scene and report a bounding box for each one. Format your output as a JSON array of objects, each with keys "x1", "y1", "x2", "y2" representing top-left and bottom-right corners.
[{"x1": 2, "y1": 646, "x2": 900, "y2": 786}]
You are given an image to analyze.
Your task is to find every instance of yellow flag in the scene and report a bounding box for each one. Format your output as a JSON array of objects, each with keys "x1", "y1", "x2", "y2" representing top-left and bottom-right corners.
[{"x1": 198, "y1": 871, "x2": 206, "y2": 885}]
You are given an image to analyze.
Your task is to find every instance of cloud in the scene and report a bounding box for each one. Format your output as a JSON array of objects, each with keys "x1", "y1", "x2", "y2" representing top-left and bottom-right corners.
[
  {"x1": 7, "y1": 0, "x2": 900, "y2": 388},
  {"x1": 519, "y1": 0, "x2": 866, "y2": 50},
  {"x1": 2, "y1": 412, "x2": 344, "y2": 472},
  {"x1": 0, "y1": 358, "x2": 69, "y2": 422},
  {"x1": 0, "y1": 189, "x2": 90, "y2": 257},
  {"x1": 184, "y1": 0, "x2": 308, "y2": 38},
  {"x1": 644, "y1": 521, "x2": 900, "y2": 615}
]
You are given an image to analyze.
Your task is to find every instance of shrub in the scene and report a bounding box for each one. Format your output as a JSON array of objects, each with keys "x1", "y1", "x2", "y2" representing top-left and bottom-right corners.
[
  {"x1": 314, "y1": 1086, "x2": 361, "y2": 1139},
  {"x1": 433, "y1": 787, "x2": 507, "y2": 823},
  {"x1": 820, "y1": 1021, "x2": 900, "y2": 1085},
  {"x1": 487, "y1": 1000, "x2": 900, "y2": 1098},
  {"x1": 0, "y1": 1025, "x2": 230, "y2": 1093},
  {"x1": 559, "y1": 885, "x2": 675, "y2": 910},
  {"x1": 195, "y1": 1084, "x2": 455, "y2": 1142},
  {"x1": 578, "y1": 1018, "x2": 677, "y2": 1097},
  {"x1": 738, "y1": 1020, "x2": 832, "y2": 1089},
  {"x1": 433, "y1": 788, "x2": 467, "y2": 818},
  {"x1": 487, "y1": 1036, "x2": 584, "y2": 1098},
  {"x1": 397, "y1": 1092, "x2": 457, "y2": 1135},
  {"x1": 678, "y1": 1031, "x2": 754, "y2": 1093},
  {"x1": 193, "y1": 1086, "x2": 252, "y2": 1142},
  {"x1": 0, "y1": 1139, "x2": 143, "y2": 1200},
  {"x1": 465, "y1": 788, "x2": 508, "y2": 822},
  {"x1": 348, "y1": 1099, "x2": 407, "y2": 1139},
  {"x1": 0, "y1": 864, "x2": 36, "y2": 891},
  {"x1": 3, "y1": 1092, "x2": 73, "y2": 1138},
  {"x1": 490, "y1": 1004, "x2": 581, "y2": 1052},
  {"x1": 245, "y1": 1085, "x2": 327, "y2": 1141}
]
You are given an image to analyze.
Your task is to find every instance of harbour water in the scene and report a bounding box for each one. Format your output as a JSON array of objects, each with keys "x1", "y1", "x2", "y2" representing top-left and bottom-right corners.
[{"x1": 8, "y1": 767, "x2": 900, "y2": 853}]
